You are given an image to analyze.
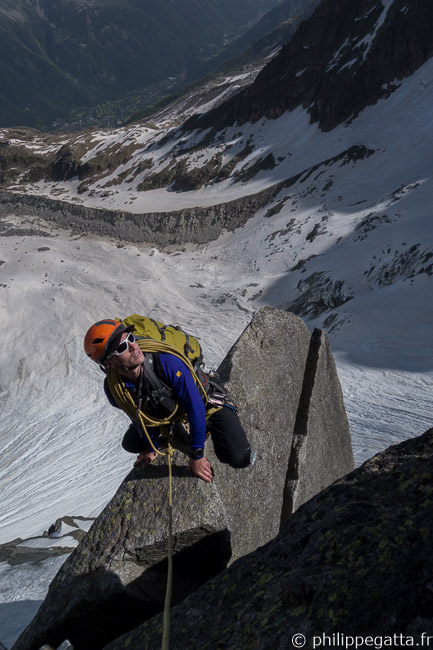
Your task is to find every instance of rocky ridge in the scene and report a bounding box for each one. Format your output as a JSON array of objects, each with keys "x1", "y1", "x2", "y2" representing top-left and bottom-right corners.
[
  {"x1": 0, "y1": 144, "x2": 374, "y2": 246},
  {"x1": 104, "y1": 426, "x2": 433, "y2": 650},
  {"x1": 0, "y1": 517, "x2": 95, "y2": 567},
  {"x1": 3, "y1": 0, "x2": 432, "y2": 202},
  {"x1": 12, "y1": 307, "x2": 354, "y2": 650},
  {"x1": 0, "y1": 0, "x2": 431, "y2": 259},
  {"x1": 190, "y1": 0, "x2": 433, "y2": 132}
]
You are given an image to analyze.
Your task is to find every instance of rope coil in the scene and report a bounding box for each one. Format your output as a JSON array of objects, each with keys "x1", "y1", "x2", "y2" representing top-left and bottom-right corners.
[{"x1": 108, "y1": 338, "x2": 208, "y2": 454}]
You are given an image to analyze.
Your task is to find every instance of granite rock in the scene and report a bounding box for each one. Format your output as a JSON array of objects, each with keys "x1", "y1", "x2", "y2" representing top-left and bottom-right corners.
[
  {"x1": 13, "y1": 307, "x2": 353, "y2": 650},
  {"x1": 103, "y1": 428, "x2": 433, "y2": 650}
]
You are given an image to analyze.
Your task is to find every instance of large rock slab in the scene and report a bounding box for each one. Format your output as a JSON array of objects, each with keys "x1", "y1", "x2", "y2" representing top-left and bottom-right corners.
[
  {"x1": 12, "y1": 450, "x2": 231, "y2": 650},
  {"x1": 208, "y1": 306, "x2": 313, "y2": 560},
  {"x1": 103, "y1": 428, "x2": 433, "y2": 650},
  {"x1": 13, "y1": 307, "x2": 354, "y2": 650},
  {"x1": 210, "y1": 309, "x2": 353, "y2": 559}
]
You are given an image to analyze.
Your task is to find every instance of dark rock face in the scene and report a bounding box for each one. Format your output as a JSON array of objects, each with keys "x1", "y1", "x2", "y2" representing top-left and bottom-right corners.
[
  {"x1": 103, "y1": 427, "x2": 433, "y2": 650},
  {"x1": 13, "y1": 307, "x2": 353, "y2": 650},
  {"x1": 290, "y1": 272, "x2": 354, "y2": 318},
  {"x1": 0, "y1": 189, "x2": 281, "y2": 246},
  {"x1": 192, "y1": 0, "x2": 433, "y2": 132},
  {"x1": 214, "y1": 0, "x2": 320, "y2": 72},
  {"x1": 51, "y1": 145, "x2": 87, "y2": 183},
  {"x1": 282, "y1": 327, "x2": 353, "y2": 518}
]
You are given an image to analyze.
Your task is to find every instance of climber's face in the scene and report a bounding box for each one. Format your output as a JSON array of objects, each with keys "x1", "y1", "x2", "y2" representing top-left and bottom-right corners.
[{"x1": 105, "y1": 332, "x2": 144, "y2": 372}]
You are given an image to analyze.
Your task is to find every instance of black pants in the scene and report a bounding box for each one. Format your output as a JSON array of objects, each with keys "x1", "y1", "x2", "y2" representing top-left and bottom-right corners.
[{"x1": 122, "y1": 406, "x2": 251, "y2": 468}]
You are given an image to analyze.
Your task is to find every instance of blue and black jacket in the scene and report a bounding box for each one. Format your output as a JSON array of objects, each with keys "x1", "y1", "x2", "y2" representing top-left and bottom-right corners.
[{"x1": 104, "y1": 352, "x2": 207, "y2": 456}]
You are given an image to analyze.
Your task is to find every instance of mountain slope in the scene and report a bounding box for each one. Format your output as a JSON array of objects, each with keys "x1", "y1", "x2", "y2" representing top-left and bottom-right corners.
[
  {"x1": 0, "y1": 0, "x2": 432, "y2": 619},
  {"x1": 2, "y1": 0, "x2": 432, "y2": 197},
  {"x1": 190, "y1": 0, "x2": 433, "y2": 131},
  {"x1": 1, "y1": 3, "x2": 433, "y2": 644},
  {"x1": 193, "y1": 0, "x2": 320, "y2": 75},
  {"x1": 0, "y1": 0, "x2": 285, "y2": 130}
]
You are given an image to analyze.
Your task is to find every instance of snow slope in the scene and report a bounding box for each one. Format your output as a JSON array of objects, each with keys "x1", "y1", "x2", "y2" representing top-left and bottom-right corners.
[
  {"x1": 0, "y1": 51, "x2": 432, "y2": 650},
  {"x1": 1, "y1": 51, "x2": 432, "y2": 544}
]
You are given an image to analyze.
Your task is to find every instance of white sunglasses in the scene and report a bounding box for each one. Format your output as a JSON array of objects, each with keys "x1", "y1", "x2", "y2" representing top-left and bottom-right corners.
[{"x1": 107, "y1": 332, "x2": 136, "y2": 357}]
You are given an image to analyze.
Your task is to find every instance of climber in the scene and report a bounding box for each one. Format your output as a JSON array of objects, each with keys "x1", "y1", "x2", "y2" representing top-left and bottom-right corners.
[{"x1": 84, "y1": 318, "x2": 253, "y2": 482}]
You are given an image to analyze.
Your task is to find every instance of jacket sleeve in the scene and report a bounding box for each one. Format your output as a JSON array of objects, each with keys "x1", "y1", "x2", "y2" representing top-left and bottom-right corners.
[{"x1": 158, "y1": 353, "x2": 207, "y2": 455}]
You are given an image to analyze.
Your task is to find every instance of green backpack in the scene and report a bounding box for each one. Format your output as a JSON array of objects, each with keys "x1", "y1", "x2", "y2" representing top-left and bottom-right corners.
[{"x1": 121, "y1": 314, "x2": 203, "y2": 368}]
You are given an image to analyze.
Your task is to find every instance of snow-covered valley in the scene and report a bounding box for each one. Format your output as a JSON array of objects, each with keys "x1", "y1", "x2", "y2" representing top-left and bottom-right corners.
[{"x1": 1, "y1": 36, "x2": 433, "y2": 650}]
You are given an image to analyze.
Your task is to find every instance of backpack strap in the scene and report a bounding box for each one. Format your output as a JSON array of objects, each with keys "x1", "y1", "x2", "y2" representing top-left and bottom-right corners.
[
  {"x1": 173, "y1": 324, "x2": 195, "y2": 357},
  {"x1": 142, "y1": 352, "x2": 166, "y2": 393},
  {"x1": 140, "y1": 352, "x2": 177, "y2": 415},
  {"x1": 148, "y1": 317, "x2": 166, "y2": 341}
]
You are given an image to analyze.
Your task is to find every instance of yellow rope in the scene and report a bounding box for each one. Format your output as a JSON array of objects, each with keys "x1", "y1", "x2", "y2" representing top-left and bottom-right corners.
[
  {"x1": 107, "y1": 339, "x2": 210, "y2": 650},
  {"x1": 161, "y1": 445, "x2": 173, "y2": 650},
  {"x1": 108, "y1": 338, "x2": 208, "y2": 454}
]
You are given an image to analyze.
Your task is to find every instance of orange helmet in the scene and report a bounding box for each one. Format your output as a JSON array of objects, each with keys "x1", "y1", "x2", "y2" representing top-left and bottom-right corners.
[{"x1": 84, "y1": 319, "x2": 128, "y2": 364}]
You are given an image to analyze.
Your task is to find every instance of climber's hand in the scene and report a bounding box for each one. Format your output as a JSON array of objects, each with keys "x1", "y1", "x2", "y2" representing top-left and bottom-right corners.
[
  {"x1": 189, "y1": 456, "x2": 213, "y2": 482},
  {"x1": 134, "y1": 450, "x2": 157, "y2": 467}
]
